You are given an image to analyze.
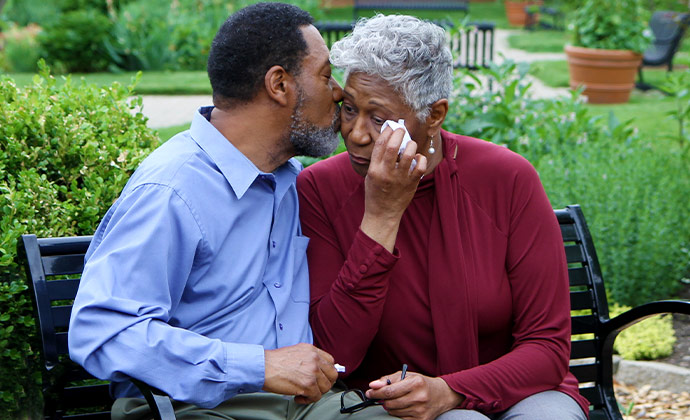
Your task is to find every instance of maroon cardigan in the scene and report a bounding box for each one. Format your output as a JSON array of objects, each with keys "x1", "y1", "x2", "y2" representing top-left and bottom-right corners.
[{"x1": 297, "y1": 130, "x2": 589, "y2": 416}]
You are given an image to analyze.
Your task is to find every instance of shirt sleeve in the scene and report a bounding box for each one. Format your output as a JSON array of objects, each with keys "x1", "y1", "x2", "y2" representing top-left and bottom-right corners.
[
  {"x1": 68, "y1": 183, "x2": 265, "y2": 408},
  {"x1": 297, "y1": 172, "x2": 398, "y2": 374},
  {"x1": 441, "y1": 163, "x2": 572, "y2": 413}
]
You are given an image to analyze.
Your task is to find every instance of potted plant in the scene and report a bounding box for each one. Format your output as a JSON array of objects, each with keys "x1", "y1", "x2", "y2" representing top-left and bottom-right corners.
[
  {"x1": 504, "y1": 0, "x2": 543, "y2": 27},
  {"x1": 565, "y1": 0, "x2": 652, "y2": 104}
]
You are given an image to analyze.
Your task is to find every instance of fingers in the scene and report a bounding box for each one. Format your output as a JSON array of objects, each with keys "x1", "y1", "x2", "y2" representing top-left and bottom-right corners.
[{"x1": 370, "y1": 127, "x2": 406, "y2": 171}]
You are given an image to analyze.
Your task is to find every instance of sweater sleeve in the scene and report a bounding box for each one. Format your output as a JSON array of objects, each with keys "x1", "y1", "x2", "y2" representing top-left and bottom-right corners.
[
  {"x1": 297, "y1": 170, "x2": 398, "y2": 375},
  {"x1": 441, "y1": 161, "x2": 572, "y2": 413}
]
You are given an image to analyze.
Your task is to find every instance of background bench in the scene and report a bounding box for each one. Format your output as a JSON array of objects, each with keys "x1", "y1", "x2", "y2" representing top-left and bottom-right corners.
[
  {"x1": 353, "y1": 0, "x2": 469, "y2": 20},
  {"x1": 315, "y1": 20, "x2": 494, "y2": 70},
  {"x1": 19, "y1": 204, "x2": 690, "y2": 419}
]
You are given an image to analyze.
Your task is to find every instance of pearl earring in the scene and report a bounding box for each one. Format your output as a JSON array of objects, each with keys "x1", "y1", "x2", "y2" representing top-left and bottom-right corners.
[{"x1": 428, "y1": 135, "x2": 436, "y2": 155}]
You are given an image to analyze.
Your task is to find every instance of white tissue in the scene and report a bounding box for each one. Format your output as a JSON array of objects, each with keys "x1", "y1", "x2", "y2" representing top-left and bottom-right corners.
[{"x1": 381, "y1": 119, "x2": 416, "y2": 170}]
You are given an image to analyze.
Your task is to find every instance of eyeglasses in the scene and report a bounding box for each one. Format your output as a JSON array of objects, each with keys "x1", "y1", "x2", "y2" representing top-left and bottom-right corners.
[
  {"x1": 339, "y1": 364, "x2": 408, "y2": 414},
  {"x1": 339, "y1": 389, "x2": 382, "y2": 414}
]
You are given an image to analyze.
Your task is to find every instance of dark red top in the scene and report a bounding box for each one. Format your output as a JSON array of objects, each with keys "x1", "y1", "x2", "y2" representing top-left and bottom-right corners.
[{"x1": 297, "y1": 131, "x2": 589, "y2": 416}]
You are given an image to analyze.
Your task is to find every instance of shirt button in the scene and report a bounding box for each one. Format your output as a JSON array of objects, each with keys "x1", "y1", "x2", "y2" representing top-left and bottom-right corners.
[
  {"x1": 359, "y1": 264, "x2": 368, "y2": 273},
  {"x1": 272, "y1": 241, "x2": 276, "y2": 248},
  {"x1": 238, "y1": 388, "x2": 244, "y2": 393},
  {"x1": 279, "y1": 323, "x2": 284, "y2": 330},
  {"x1": 274, "y1": 282, "x2": 281, "y2": 288}
]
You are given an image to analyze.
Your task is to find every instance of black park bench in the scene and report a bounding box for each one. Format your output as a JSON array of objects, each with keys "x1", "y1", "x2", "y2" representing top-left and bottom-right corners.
[
  {"x1": 353, "y1": 0, "x2": 469, "y2": 20},
  {"x1": 18, "y1": 236, "x2": 176, "y2": 420},
  {"x1": 314, "y1": 20, "x2": 494, "y2": 70},
  {"x1": 18, "y1": 204, "x2": 690, "y2": 419}
]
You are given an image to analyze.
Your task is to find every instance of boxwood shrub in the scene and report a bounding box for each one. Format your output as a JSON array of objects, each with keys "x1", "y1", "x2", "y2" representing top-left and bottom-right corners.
[{"x1": 0, "y1": 62, "x2": 159, "y2": 418}]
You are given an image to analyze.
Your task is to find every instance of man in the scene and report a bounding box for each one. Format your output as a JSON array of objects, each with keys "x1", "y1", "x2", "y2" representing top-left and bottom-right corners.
[{"x1": 69, "y1": 3, "x2": 390, "y2": 419}]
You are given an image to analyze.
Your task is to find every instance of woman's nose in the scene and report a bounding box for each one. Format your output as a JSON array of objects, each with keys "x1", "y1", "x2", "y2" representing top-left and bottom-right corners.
[{"x1": 348, "y1": 117, "x2": 373, "y2": 146}]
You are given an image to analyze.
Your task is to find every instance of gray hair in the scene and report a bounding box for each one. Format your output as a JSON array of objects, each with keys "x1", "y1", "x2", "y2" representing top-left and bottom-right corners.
[{"x1": 330, "y1": 14, "x2": 453, "y2": 121}]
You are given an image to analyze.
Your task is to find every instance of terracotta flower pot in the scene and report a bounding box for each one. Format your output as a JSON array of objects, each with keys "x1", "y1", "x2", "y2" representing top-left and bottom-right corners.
[
  {"x1": 504, "y1": 1, "x2": 542, "y2": 27},
  {"x1": 565, "y1": 45, "x2": 643, "y2": 104}
]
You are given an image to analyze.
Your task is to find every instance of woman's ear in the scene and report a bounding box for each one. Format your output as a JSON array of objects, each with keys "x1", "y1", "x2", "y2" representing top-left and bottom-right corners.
[
  {"x1": 426, "y1": 98, "x2": 449, "y2": 134},
  {"x1": 264, "y1": 65, "x2": 295, "y2": 107}
]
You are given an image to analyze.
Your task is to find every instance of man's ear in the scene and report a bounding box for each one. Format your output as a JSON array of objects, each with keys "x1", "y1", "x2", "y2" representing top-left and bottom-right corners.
[
  {"x1": 264, "y1": 65, "x2": 294, "y2": 107},
  {"x1": 425, "y1": 99, "x2": 449, "y2": 134}
]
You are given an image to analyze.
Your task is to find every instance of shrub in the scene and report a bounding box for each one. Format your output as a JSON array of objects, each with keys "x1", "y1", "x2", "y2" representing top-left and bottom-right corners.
[
  {"x1": 0, "y1": 62, "x2": 159, "y2": 418},
  {"x1": 0, "y1": 23, "x2": 41, "y2": 72},
  {"x1": 610, "y1": 304, "x2": 677, "y2": 360},
  {"x1": 444, "y1": 61, "x2": 690, "y2": 306},
  {"x1": 37, "y1": 9, "x2": 113, "y2": 73}
]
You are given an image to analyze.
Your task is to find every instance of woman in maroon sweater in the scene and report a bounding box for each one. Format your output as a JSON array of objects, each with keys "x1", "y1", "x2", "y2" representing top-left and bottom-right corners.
[{"x1": 297, "y1": 14, "x2": 589, "y2": 420}]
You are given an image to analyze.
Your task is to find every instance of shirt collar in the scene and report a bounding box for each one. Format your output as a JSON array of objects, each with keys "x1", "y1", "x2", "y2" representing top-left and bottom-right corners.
[{"x1": 189, "y1": 106, "x2": 301, "y2": 199}]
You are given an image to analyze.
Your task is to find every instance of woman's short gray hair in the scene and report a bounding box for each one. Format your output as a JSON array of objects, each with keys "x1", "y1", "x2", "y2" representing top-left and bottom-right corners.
[{"x1": 330, "y1": 14, "x2": 453, "y2": 121}]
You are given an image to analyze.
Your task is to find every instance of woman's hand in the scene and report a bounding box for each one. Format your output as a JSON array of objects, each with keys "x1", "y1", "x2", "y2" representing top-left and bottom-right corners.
[
  {"x1": 360, "y1": 127, "x2": 427, "y2": 252},
  {"x1": 365, "y1": 371, "x2": 464, "y2": 420}
]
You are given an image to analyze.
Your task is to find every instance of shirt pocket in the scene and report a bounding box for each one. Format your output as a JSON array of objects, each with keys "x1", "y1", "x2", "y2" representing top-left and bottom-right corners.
[{"x1": 290, "y1": 235, "x2": 310, "y2": 303}]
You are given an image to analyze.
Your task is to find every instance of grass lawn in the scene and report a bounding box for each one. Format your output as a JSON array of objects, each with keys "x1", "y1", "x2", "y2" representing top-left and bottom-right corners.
[
  {"x1": 508, "y1": 30, "x2": 571, "y2": 53},
  {"x1": 2, "y1": 70, "x2": 211, "y2": 95}
]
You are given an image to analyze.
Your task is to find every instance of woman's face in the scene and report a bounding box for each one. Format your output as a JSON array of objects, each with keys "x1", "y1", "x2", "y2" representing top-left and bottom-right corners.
[{"x1": 340, "y1": 72, "x2": 430, "y2": 177}]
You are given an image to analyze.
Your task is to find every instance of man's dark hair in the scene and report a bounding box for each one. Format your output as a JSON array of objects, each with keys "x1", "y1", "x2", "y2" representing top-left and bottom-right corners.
[{"x1": 207, "y1": 2, "x2": 314, "y2": 107}]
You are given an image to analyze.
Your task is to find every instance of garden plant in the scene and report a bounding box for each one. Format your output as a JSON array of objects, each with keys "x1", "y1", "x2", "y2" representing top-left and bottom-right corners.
[{"x1": 0, "y1": 63, "x2": 159, "y2": 418}]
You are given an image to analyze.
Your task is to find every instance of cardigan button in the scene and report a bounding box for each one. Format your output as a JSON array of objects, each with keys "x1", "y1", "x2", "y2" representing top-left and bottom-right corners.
[{"x1": 359, "y1": 264, "x2": 368, "y2": 273}]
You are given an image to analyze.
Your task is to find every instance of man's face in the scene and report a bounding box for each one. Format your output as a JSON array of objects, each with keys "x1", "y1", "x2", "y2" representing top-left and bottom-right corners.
[{"x1": 288, "y1": 25, "x2": 343, "y2": 158}]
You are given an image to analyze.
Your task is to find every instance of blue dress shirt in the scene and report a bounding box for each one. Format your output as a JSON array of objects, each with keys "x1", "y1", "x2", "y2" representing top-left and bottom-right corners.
[{"x1": 69, "y1": 107, "x2": 313, "y2": 408}]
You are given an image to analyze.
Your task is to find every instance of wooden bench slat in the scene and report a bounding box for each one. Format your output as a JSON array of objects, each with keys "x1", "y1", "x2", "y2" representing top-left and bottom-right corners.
[
  {"x1": 560, "y1": 223, "x2": 579, "y2": 242},
  {"x1": 46, "y1": 279, "x2": 81, "y2": 301},
  {"x1": 572, "y1": 314, "x2": 597, "y2": 335},
  {"x1": 52, "y1": 305, "x2": 73, "y2": 329},
  {"x1": 578, "y1": 385, "x2": 604, "y2": 407},
  {"x1": 56, "y1": 332, "x2": 69, "y2": 355},
  {"x1": 571, "y1": 339, "x2": 597, "y2": 359},
  {"x1": 568, "y1": 267, "x2": 590, "y2": 287},
  {"x1": 61, "y1": 384, "x2": 113, "y2": 409},
  {"x1": 570, "y1": 363, "x2": 598, "y2": 383},
  {"x1": 565, "y1": 244, "x2": 585, "y2": 263},
  {"x1": 570, "y1": 290, "x2": 595, "y2": 310},
  {"x1": 43, "y1": 254, "x2": 85, "y2": 276}
]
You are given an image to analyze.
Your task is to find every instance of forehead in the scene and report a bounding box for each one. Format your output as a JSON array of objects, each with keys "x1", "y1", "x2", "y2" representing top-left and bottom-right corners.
[
  {"x1": 344, "y1": 73, "x2": 408, "y2": 110},
  {"x1": 299, "y1": 25, "x2": 330, "y2": 71}
]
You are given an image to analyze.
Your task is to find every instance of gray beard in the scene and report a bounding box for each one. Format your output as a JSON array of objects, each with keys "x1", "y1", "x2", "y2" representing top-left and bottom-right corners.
[{"x1": 289, "y1": 91, "x2": 340, "y2": 158}]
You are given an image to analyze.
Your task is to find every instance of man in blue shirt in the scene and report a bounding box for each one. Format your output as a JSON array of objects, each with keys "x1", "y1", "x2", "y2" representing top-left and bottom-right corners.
[{"x1": 68, "y1": 3, "x2": 391, "y2": 419}]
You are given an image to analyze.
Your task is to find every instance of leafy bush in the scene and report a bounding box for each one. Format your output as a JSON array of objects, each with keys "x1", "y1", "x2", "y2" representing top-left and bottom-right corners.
[
  {"x1": 37, "y1": 9, "x2": 113, "y2": 73},
  {"x1": 610, "y1": 304, "x2": 677, "y2": 360},
  {"x1": 0, "y1": 23, "x2": 41, "y2": 72},
  {"x1": 570, "y1": 0, "x2": 652, "y2": 53},
  {"x1": 445, "y1": 61, "x2": 690, "y2": 306},
  {"x1": 0, "y1": 62, "x2": 159, "y2": 418}
]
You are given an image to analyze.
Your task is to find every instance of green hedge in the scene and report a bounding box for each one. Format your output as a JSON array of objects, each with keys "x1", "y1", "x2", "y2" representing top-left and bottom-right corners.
[{"x1": 0, "y1": 63, "x2": 159, "y2": 418}]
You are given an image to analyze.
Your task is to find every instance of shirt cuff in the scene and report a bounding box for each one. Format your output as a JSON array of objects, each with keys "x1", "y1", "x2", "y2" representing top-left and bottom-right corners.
[{"x1": 221, "y1": 342, "x2": 265, "y2": 399}]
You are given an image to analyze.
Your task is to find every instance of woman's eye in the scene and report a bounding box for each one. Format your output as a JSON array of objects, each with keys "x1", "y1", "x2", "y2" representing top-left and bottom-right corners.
[
  {"x1": 372, "y1": 117, "x2": 385, "y2": 125},
  {"x1": 343, "y1": 104, "x2": 355, "y2": 114}
]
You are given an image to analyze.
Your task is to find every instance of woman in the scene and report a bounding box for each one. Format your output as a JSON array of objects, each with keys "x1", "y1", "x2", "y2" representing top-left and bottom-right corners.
[{"x1": 297, "y1": 14, "x2": 589, "y2": 420}]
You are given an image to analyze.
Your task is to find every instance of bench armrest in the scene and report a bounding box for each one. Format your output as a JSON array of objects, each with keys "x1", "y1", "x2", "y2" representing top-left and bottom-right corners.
[
  {"x1": 131, "y1": 378, "x2": 177, "y2": 420},
  {"x1": 602, "y1": 299, "x2": 690, "y2": 337}
]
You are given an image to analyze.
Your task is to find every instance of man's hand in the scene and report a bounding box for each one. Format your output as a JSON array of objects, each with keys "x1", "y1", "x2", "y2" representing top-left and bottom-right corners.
[
  {"x1": 263, "y1": 343, "x2": 338, "y2": 404},
  {"x1": 360, "y1": 127, "x2": 427, "y2": 252},
  {"x1": 365, "y1": 371, "x2": 464, "y2": 420}
]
